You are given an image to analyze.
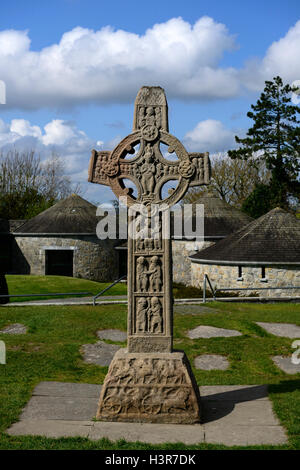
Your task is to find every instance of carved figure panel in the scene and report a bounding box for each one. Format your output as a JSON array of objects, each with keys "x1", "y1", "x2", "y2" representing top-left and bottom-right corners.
[
  {"x1": 135, "y1": 256, "x2": 163, "y2": 293},
  {"x1": 134, "y1": 296, "x2": 163, "y2": 335}
]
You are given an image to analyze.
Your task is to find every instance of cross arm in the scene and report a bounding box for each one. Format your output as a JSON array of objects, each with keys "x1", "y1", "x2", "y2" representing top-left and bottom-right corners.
[
  {"x1": 188, "y1": 152, "x2": 211, "y2": 187},
  {"x1": 88, "y1": 149, "x2": 112, "y2": 186}
]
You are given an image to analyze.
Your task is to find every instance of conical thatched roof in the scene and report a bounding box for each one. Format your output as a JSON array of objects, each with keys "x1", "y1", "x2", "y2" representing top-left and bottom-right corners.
[
  {"x1": 190, "y1": 207, "x2": 300, "y2": 265},
  {"x1": 189, "y1": 192, "x2": 253, "y2": 239},
  {"x1": 14, "y1": 194, "x2": 99, "y2": 234}
]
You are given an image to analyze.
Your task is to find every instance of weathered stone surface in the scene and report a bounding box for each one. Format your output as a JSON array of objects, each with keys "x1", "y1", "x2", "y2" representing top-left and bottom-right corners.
[
  {"x1": 272, "y1": 356, "x2": 300, "y2": 374},
  {"x1": 96, "y1": 349, "x2": 201, "y2": 424},
  {"x1": 256, "y1": 322, "x2": 300, "y2": 338},
  {"x1": 20, "y1": 396, "x2": 98, "y2": 421},
  {"x1": 81, "y1": 341, "x2": 120, "y2": 366},
  {"x1": 191, "y1": 262, "x2": 300, "y2": 298},
  {"x1": 88, "y1": 86, "x2": 207, "y2": 423},
  {"x1": 194, "y1": 354, "x2": 229, "y2": 370},
  {"x1": 96, "y1": 329, "x2": 127, "y2": 342},
  {"x1": 174, "y1": 305, "x2": 221, "y2": 315},
  {"x1": 33, "y1": 381, "x2": 101, "y2": 398},
  {"x1": 204, "y1": 424, "x2": 287, "y2": 446},
  {"x1": 188, "y1": 325, "x2": 242, "y2": 339},
  {"x1": 172, "y1": 240, "x2": 214, "y2": 285},
  {"x1": 7, "y1": 419, "x2": 92, "y2": 439},
  {"x1": 90, "y1": 421, "x2": 205, "y2": 444},
  {"x1": 0, "y1": 323, "x2": 27, "y2": 334},
  {"x1": 12, "y1": 235, "x2": 119, "y2": 282},
  {"x1": 200, "y1": 384, "x2": 269, "y2": 402},
  {"x1": 7, "y1": 382, "x2": 287, "y2": 445}
]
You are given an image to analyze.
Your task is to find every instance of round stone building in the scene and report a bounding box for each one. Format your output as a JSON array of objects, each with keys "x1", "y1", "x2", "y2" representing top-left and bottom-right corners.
[
  {"x1": 11, "y1": 194, "x2": 122, "y2": 281},
  {"x1": 172, "y1": 192, "x2": 253, "y2": 285},
  {"x1": 190, "y1": 207, "x2": 300, "y2": 297}
]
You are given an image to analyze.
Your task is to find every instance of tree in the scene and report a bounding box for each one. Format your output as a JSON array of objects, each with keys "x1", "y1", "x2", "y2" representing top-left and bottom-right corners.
[
  {"x1": 183, "y1": 153, "x2": 271, "y2": 208},
  {"x1": 228, "y1": 76, "x2": 300, "y2": 209},
  {"x1": 241, "y1": 183, "x2": 274, "y2": 218},
  {"x1": 0, "y1": 150, "x2": 82, "y2": 219}
]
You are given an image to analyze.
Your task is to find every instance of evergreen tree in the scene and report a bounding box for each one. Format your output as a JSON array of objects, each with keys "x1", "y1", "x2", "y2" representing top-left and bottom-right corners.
[{"x1": 228, "y1": 76, "x2": 300, "y2": 209}]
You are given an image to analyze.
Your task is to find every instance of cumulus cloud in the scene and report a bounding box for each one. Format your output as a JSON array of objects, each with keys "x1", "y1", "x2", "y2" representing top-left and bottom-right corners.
[
  {"x1": 0, "y1": 17, "x2": 300, "y2": 109},
  {"x1": 241, "y1": 20, "x2": 300, "y2": 91},
  {"x1": 0, "y1": 115, "x2": 242, "y2": 202},
  {"x1": 183, "y1": 119, "x2": 237, "y2": 153},
  {"x1": 0, "y1": 17, "x2": 239, "y2": 109},
  {"x1": 0, "y1": 118, "x2": 102, "y2": 200}
]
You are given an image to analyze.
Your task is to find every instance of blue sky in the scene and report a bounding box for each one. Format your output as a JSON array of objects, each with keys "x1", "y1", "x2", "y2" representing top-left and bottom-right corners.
[{"x1": 0, "y1": 0, "x2": 300, "y2": 203}]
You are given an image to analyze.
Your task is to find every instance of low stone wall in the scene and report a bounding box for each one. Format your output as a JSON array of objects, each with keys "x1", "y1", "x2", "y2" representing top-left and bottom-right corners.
[
  {"x1": 11, "y1": 235, "x2": 120, "y2": 282},
  {"x1": 172, "y1": 240, "x2": 215, "y2": 285},
  {"x1": 191, "y1": 262, "x2": 300, "y2": 297}
]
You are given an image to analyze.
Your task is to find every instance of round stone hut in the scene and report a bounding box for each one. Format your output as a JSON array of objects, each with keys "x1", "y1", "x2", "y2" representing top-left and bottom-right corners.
[
  {"x1": 190, "y1": 207, "x2": 300, "y2": 298},
  {"x1": 12, "y1": 194, "x2": 121, "y2": 281},
  {"x1": 172, "y1": 192, "x2": 253, "y2": 285}
]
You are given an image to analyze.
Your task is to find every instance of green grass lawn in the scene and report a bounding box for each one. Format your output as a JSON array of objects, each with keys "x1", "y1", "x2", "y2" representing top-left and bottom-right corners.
[
  {"x1": 3, "y1": 275, "x2": 205, "y2": 302},
  {"x1": 4, "y1": 275, "x2": 128, "y2": 302},
  {"x1": 0, "y1": 301, "x2": 299, "y2": 450}
]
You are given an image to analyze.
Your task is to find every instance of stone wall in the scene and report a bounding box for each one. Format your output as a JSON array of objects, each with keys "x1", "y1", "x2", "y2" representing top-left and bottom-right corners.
[
  {"x1": 191, "y1": 262, "x2": 300, "y2": 297},
  {"x1": 172, "y1": 240, "x2": 216, "y2": 285},
  {"x1": 11, "y1": 235, "x2": 120, "y2": 282}
]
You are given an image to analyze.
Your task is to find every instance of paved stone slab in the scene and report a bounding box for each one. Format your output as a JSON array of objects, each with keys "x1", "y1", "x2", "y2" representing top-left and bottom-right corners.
[
  {"x1": 204, "y1": 424, "x2": 287, "y2": 446},
  {"x1": 0, "y1": 323, "x2": 27, "y2": 334},
  {"x1": 174, "y1": 305, "x2": 221, "y2": 315},
  {"x1": 6, "y1": 382, "x2": 288, "y2": 446},
  {"x1": 96, "y1": 329, "x2": 127, "y2": 342},
  {"x1": 33, "y1": 381, "x2": 101, "y2": 398},
  {"x1": 8, "y1": 419, "x2": 92, "y2": 438},
  {"x1": 194, "y1": 354, "x2": 229, "y2": 370},
  {"x1": 188, "y1": 325, "x2": 242, "y2": 339},
  {"x1": 256, "y1": 322, "x2": 300, "y2": 338},
  {"x1": 81, "y1": 341, "x2": 120, "y2": 366},
  {"x1": 272, "y1": 356, "x2": 300, "y2": 374},
  {"x1": 90, "y1": 421, "x2": 205, "y2": 444},
  {"x1": 200, "y1": 385, "x2": 269, "y2": 402},
  {"x1": 20, "y1": 396, "x2": 98, "y2": 421},
  {"x1": 201, "y1": 400, "x2": 279, "y2": 426}
]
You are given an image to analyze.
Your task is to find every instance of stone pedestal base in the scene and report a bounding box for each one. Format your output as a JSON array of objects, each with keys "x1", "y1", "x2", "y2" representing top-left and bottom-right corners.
[{"x1": 96, "y1": 349, "x2": 201, "y2": 424}]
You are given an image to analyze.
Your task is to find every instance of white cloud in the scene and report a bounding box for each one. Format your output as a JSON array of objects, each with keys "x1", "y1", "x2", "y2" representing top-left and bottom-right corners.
[
  {"x1": 183, "y1": 119, "x2": 237, "y2": 153},
  {"x1": 1, "y1": 17, "x2": 300, "y2": 109},
  {"x1": 0, "y1": 118, "x2": 102, "y2": 194},
  {"x1": 0, "y1": 17, "x2": 239, "y2": 109},
  {"x1": 10, "y1": 119, "x2": 42, "y2": 138},
  {"x1": 241, "y1": 20, "x2": 300, "y2": 91},
  {"x1": 0, "y1": 115, "x2": 241, "y2": 202}
]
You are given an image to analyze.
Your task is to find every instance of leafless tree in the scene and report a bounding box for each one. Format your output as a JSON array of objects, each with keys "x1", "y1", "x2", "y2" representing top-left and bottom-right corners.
[
  {"x1": 0, "y1": 149, "x2": 81, "y2": 200},
  {"x1": 184, "y1": 153, "x2": 271, "y2": 208}
]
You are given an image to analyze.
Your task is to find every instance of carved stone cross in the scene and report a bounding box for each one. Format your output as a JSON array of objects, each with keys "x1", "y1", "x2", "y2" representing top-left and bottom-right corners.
[{"x1": 88, "y1": 86, "x2": 210, "y2": 424}]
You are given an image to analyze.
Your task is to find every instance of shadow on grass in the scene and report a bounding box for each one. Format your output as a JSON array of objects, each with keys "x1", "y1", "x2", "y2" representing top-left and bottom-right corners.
[
  {"x1": 0, "y1": 274, "x2": 9, "y2": 304},
  {"x1": 268, "y1": 379, "x2": 300, "y2": 395}
]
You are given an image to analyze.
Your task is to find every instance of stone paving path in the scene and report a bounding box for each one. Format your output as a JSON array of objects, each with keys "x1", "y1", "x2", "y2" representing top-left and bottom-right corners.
[
  {"x1": 174, "y1": 305, "x2": 222, "y2": 315},
  {"x1": 194, "y1": 355, "x2": 230, "y2": 370},
  {"x1": 81, "y1": 341, "x2": 121, "y2": 366},
  {"x1": 6, "y1": 382, "x2": 287, "y2": 446},
  {"x1": 188, "y1": 325, "x2": 242, "y2": 339},
  {"x1": 96, "y1": 329, "x2": 127, "y2": 342},
  {"x1": 0, "y1": 323, "x2": 27, "y2": 335},
  {"x1": 272, "y1": 356, "x2": 300, "y2": 374},
  {"x1": 256, "y1": 322, "x2": 300, "y2": 338}
]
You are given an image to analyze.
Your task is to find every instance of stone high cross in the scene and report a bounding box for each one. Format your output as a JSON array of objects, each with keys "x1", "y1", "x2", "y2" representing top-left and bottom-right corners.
[{"x1": 88, "y1": 86, "x2": 210, "y2": 424}]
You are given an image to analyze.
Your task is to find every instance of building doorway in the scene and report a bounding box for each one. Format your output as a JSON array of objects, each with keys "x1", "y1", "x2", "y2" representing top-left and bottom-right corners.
[
  {"x1": 118, "y1": 250, "x2": 127, "y2": 277},
  {"x1": 45, "y1": 250, "x2": 73, "y2": 277}
]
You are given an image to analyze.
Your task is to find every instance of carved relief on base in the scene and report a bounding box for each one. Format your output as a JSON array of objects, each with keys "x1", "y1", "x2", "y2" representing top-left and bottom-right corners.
[{"x1": 96, "y1": 349, "x2": 201, "y2": 424}]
